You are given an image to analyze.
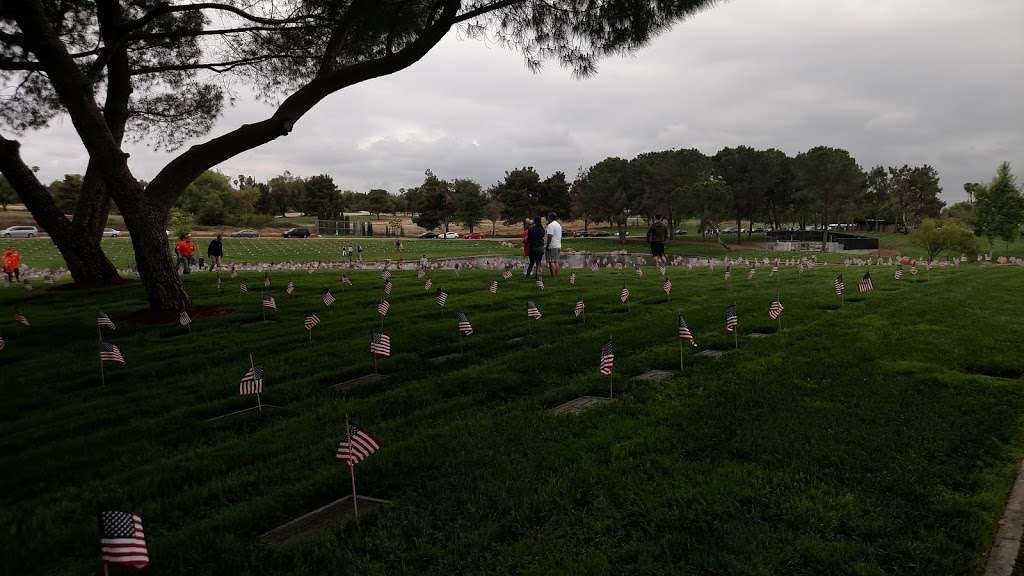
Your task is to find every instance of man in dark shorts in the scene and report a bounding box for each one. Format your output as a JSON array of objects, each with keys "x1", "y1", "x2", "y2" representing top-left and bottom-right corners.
[{"x1": 647, "y1": 214, "x2": 669, "y2": 266}]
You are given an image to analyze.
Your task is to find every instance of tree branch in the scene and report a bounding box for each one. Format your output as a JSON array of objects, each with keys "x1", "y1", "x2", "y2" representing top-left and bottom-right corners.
[
  {"x1": 0, "y1": 134, "x2": 72, "y2": 238},
  {"x1": 452, "y1": 0, "x2": 527, "y2": 25},
  {"x1": 124, "y1": 2, "x2": 326, "y2": 34},
  {"x1": 0, "y1": 58, "x2": 43, "y2": 71},
  {"x1": 130, "y1": 54, "x2": 314, "y2": 75},
  {"x1": 145, "y1": 0, "x2": 463, "y2": 212}
]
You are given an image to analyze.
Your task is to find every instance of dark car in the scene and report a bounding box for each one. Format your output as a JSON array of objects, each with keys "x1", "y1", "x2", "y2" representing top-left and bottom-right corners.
[
  {"x1": 417, "y1": 231, "x2": 438, "y2": 239},
  {"x1": 282, "y1": 227, "x2": 311, "y2": 238}
]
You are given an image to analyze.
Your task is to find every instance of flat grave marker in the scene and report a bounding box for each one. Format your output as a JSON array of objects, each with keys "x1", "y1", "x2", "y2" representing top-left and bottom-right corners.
[
  {"x1": 333, "y1": 373, "x2": 386, "y2": 392},
  {"x1": 548, "y1": 395, "x2": 616, "y2": 415},
  {"x1": 260, "y1": 495, "x2": 392, "y2": 546},
  {"x1": 635, "y1": 370, "x2": 674, "y2": 382}
]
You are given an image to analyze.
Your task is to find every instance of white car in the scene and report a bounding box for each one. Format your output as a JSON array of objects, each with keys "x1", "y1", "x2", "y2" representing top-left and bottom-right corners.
[
  {"x1": 102, "y1": 228, "x2": 121, "y2": 238},
  {"x1": 439, "y1": 231, "x2": 460, "y2": 239},
  {"x1": 0, "y1": 226, "x2": 38, "y2": 238}
]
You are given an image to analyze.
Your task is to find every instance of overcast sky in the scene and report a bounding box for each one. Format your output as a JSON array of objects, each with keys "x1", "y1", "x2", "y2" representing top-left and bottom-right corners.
[{"x1": 21, "y1": 0, "x2": 1024, "y2": 203}]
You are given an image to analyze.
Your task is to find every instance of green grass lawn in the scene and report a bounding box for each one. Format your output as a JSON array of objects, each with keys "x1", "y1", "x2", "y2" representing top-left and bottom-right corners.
[{"x1": 2, "y1": 263, "x2": 1023, "y2": 575}]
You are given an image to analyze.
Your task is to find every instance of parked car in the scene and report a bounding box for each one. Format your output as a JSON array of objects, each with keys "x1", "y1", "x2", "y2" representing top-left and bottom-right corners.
[
  {"x1": 231, "y1": 229, "x2": 259, "y2": 238},
  {"x1": 439, "y1": 231, "x2": 460, "y2": 239},
  {"x1": 282, "y1": 227, "x2": 311, "y2": 238},
  {"x1": 417, "y1": 231, "x2": 438, "y2": 239},
  {"x1": 587, "y1": 230, "x2": 612, "y2": 237},
  {"x1": 674, "y1": 229, "x2": 688, "y2": 236},
  {"x1": 0, "y1": 226, "x2": 38, "y2": 238},
  {"x1": 102, "y1": 227, "x2": 121, "y2": 238},
  {"x1": 465, "y1": 232, "x2": 482, "y2": 239}
]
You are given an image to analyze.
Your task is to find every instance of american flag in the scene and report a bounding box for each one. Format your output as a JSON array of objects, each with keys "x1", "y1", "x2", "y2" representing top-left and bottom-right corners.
[
  {"x1": 97, "y1": 311, "x2": 116, "y2": 330},
  {"x1": 894, "y1": 265, "x2": 902, "y2": 280},
  {"x1": 100, "y1": 342, "x2": 125, "y2": 364},
  {"x1": 229, "y1": 266, "x2": 238, "y2": 279},
  {"x1": 502, "y1": 268, "x2": 513, "y2": 280},
  {"x1": 377, "y1": 299, "x2": 390, "y2": 316},
  {"x1": 322, "y1": 290, "x2": 336, "y2": 306},
  {"x1": 336, "y1": 424, "x2": 380, "y2": 467},
  {"x1": 342, "y1": 275, "x2": 352, "y2": 286},
  {"x1": 911, "y1": 263, "x2": 918, "y2": 276},
  {"x1": 239, "y1": 364, "x2": 263, "y2": 395},
  {"x1": 239, "y1": 281, "x2": 248, "y2": 293},
  {"x1": 263, "y1": 274, "x2": 271, "y2": 287},
  {"x1": 768, "y1": 298, "x2": 784, "y2": 320},
  {"x1": 457, "y1": 312, "x2": 473, "y2": 335},
  {"x1": 263, "y1": 295, "x2": 277, "y2": 311},
  {"x1": 489, "y1": 280, "x2": 498, "y2": 294},
  {"x1": 663, "y1": 277, "x2": 672, "y2": 295},
  {"x1": 370, "y1": 331, "x2": 391, "y2": 357},
  {"x1": 435, "y1": 289, "x2": 448, "y2": 307},
  {"x1": 635, "y1": 267, "x2": 643, "y2": 278},
  {"x1": 383, "y1": 280, "x2": 393, "y2": 295},
  {"x1": 678, "y1": 314, "x2": 696, "y2": 345},
  {"x1": 536, "y1": 278, "x2": 545, "y2": 290},
  {"x1": 658, "y1": 265, "x2": 667, "y2": 277},
  {"x1": 859, "y1": 272, "x2": 874, "y2": 293},
  {"x1": 747, "y1": 267, "x2": 756, "y2": 280},
  {"x1": 724, "y1": 266, "x2": 732, "y2": 280},
  {"x1": 381, "y1": 269, "x2": 392, "y2": 281},
  {"x1": 14, "y1": 310, "x2": 28, "y2": 326},
  {"x1": 100, "y1": 511, "x2": 149, "y2": 569},
  {"x1": 217, "y1": 275, "x2": 222, "y2": 290},
  {"x1": 179, "y1": 310, "x2": 191, "y2": 327},
  {"x1": 527, "y1": 300, "x2": 542, "y2": 320},
  {"x1": 286, "y1": 281, "x2": 295, "y2": 295},
  {"x1": 304, "y1": 312, "x2": 320, "y2": 331},
  {"x1": 771, "y1": 263, "x2": 779, "y2": 274},
  {"x1": 574, "y1": 298, "x2": 585, "y2": 318},
  {"x1": 424, "y1": 278, "x2": 433, "y2": 291},
  {"x1": 834, "y1": 275, "x2": 845, "y2": 296},
  {"x1": 725, "y1": 304, "x2": 738, "y2": 332},
  {"x1": 0, "y1": 336, "x2": 5, "y2": 351},
  {"x1": 569, "y1": 272, "x2": 576, "y2": 285},
  {"x1": 599, "y1": 339, "x2": 614, "y2": 376},
  {"x1": 590, "y1": 262, "x2": 599, "y2": 272},
  {"x1": 620, "y1": 285, "x2": 630, "y2": 304}
]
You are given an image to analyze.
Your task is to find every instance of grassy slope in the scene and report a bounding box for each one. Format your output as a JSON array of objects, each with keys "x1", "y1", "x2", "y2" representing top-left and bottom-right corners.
[{"x1": 1, "y1": 265, "x2": 1023, "y2": 575}]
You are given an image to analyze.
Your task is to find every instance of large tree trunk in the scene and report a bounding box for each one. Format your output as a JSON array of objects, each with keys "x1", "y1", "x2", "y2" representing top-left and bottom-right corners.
[{"x1": 119, "y1": 197, "x2": 189, "y2": 310}]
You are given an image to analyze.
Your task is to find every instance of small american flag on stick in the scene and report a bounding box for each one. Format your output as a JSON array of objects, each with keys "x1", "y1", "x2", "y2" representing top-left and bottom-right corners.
[
  {"x1": 229, "y1": 267, "x2": 237, "y2": 279},
  {"x1": 569, "y1": 272, "x2": 576, "y2": 286},
  {"x1": 14, "y1": 309, "x2": 29, "y2": 326},
  {"x1": 263, "y1": 274, "x2": 271, "y2": 288},
  {"x1": 0, "y1": 336, "x2": 5, "y2": 351},
  {"x1": 435, "y1": 289, "x2": 448, "y2": 307},
  {"x1": 336, "y1": 424, "x2": 380, "y2": 466},
  {"x1": 100, "y1": 342, "x2": 125, "y2": 364},
  {"x1": 894, "y1": 265, "x2": 902, "y2": 280},
  {"x1": 574, "y1": 297, "x2": 585, "y2": 318},
  {"x1": 322, "y1": 290, "x2": 336, "y2": 307},
  {"x1": 599, "y1": 339, "x2": 614, "y2": 376},
  {"x1": 536, "y1": 277, "x2": 545, "y2": 290},
  {"x1": 747, "y1": 267, "x2": 756, "y2": 280},
  {"x1": 341, "y1": 275, "x2": 352, "y2": 286},
  {"x1": 911, "y1": 262, "x2": 918, "y2": 276},
  {"x1": 304, "y1": 312, "x2": 320, "y2": 331},
  {"x1": 239, "y1": 364, "x2": 263, "y2": 395},
  {"x1": 370, "y1": 331, "x2": 391, "y2": 357},
  {"x1": 424, "y1": 278, "x2": 433, "y2": 291},
  {"x1": 457, "y1": 311, "x2": 473, "y2": 335},
  {"x1": 377, "y1": 299, "x2": 390, "y2": 316},
  {"x1": 502, "y1": 268, "x2": 513, "y2": 280},
  {"x1": 100, "y1": 511, "x2": 149, "y2": 569},
  {"x1": 834, "y1": 275, "x2": 845, "y2": 296},
  {"x1": 97, "y1": 311, "x2": 116, "y2": 330},
  {"x1": 663, "y1": 277, "x2": 672, "y2": 295},
  {"x1": 263, "y1": 295, "x2": 277, "y2": 311},
  {"x1": 239, "y1": 281, "x2": 248, "y2": 293},
  {"x1": 383, "y1": 280, "x2": 393, "y2": 295},
  {"x1": 635, "y1": 267, "x2": 643, "y2": 278},
  {"x1": 859, "y1": 272, "x2": 874, "y2": 293},
  {"x1": 725, "y1": 305, "x2": 738, "y2": 332},
  {"x1": 527, "y1": 300, "x2": 542, "y2": 320},
  {"x1": 381, "y1": 269, "x2": 392, "y2": 281},
  {"x1": 489, "y1": 280, "x2": 498, "y2": 294},
  {"x1": 724, "y1": 266, "x2": 732, "y2": 280},
  {"x1": 619, "y1": 285, "x2": 630, "y2": 304},
  {"x1": 768, "y1": 298, "x2": 784, "y2": 320},
  {"x1": 286, "y1": 281, "x2": 295, "y2": 295},
  {"x1": 678, "y1": 314, "x2": 696, "y2": 345},
  {"x1": 178, "y1": 310, "x2": 191, "y2": 327}
]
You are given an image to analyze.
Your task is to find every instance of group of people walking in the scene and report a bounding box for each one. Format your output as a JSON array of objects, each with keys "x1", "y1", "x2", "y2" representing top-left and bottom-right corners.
[{"x1": 174, "y1": 233, "x2": 223, "y2": 274}]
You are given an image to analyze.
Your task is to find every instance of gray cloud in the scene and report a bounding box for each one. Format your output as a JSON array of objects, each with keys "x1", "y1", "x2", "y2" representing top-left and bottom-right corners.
[{"x1": 18, "y1": 0, "x2": 1024, "y2": 202}]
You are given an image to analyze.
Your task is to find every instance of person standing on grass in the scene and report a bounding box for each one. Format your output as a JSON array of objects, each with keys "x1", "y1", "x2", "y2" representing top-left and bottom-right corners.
[
  {"x1": 207, "y1": 234, "x2": 224, "y2": 270},
  {"x1": 525, "y1": 217, "x2": 546, "y2": 279},
  {"x1": 647, "y1": 214, "x2": 669, "y2": 266},
  {"x1": 3, "y1": 247, "x2": 21, "y2": 283},
  {"x1": 545, "y1": 211, "x2": 562, "y2": 278},
  {"x1": 357, "y1": 244, "x2": 364, "y2": 262},
  {"x1": 175, "y1": 233, "x2": 196, "y2": 274}
]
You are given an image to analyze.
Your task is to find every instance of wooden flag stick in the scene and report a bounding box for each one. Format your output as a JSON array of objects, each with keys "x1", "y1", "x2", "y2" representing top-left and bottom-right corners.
[
  {"x1": 250, "y1": 353, "x2": 262, "y2": 415},
  {"x1": 103, "y1": 562, "x2": 109, "y2": 576},
  {"x1": 346, "y1": 414, "x2": 360, "y2": 523},
  {"x1": 608, "y1": 373, "x2": 614, "y2": 400},
  {"x1": 734, "y1": 329, "x2": 739, "y2": 350},
  {"x1": 679, "y1": 339, "x2": 684, "y2": 371},
  {"x1": 373, "y1": 353, "x2": 378, "y2": 374},
  {"x1": 261, "y1": 289, "x2": 266, "y2": 321},
  {"x1": 99, "y1": 342, "x2": 106, "y2": 386}
]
